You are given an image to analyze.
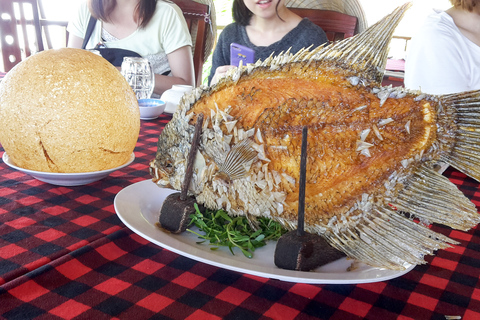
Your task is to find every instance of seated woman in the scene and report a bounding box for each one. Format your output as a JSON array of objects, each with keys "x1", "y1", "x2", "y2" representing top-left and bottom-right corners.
[
  {"x1": 67, "y1": 0, "x2": 195, "y2": 97},
  {"x1": 404, "y1": 0, "x2": 480, "y2": 94},
  {"x1": 208, "y1": 0, "x2": 329, "y2": 85}
]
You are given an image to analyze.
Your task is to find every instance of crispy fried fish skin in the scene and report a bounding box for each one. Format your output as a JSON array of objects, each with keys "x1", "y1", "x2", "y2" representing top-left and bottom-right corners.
[
  {"x1": 150, "y1": 3, "x2": 480, "y2": 270},
  {"x1": 189, "y1": 63, "x2": 438, "y2": 227}
]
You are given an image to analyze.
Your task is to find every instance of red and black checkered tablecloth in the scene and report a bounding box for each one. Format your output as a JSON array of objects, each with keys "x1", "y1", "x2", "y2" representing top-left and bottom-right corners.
[{"x1": 1, "y1": 115, "x2": 479, "y2": 320}]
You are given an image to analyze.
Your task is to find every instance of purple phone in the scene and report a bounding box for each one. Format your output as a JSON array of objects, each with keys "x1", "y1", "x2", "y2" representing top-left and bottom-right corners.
[{"x1": 230, "y1": 43, "x2": 255, "y2": 67}]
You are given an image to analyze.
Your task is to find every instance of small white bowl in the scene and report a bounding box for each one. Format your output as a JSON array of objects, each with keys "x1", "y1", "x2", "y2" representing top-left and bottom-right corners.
[
  {"x1": 161, "y1": 85, "x2": 194, "y2": 114},
  {"x1": 138, "y1": 99, "x2": 166, "y2": 120}
]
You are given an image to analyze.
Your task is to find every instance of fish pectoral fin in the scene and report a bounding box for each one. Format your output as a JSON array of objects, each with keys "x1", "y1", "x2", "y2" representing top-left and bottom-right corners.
[{"x1": 218, "y1": 138, "x2": 257, "y2": 180}]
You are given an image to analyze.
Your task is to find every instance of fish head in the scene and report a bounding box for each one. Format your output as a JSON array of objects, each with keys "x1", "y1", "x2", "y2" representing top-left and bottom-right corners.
[{"x1": 149, "y1": 111, "x2": 200, "y2": 189}]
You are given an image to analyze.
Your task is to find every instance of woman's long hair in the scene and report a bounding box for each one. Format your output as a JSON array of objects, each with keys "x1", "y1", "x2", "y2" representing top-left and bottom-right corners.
[
  {"x1": 88, "y1": 0, "x2": 157, "y2": 28},
  {"x1": 233, "y1": 0, "x2": 283, "y2": 26},
  {"x1": 449, "y1": 0, "x2": 478, "y2": 11}
]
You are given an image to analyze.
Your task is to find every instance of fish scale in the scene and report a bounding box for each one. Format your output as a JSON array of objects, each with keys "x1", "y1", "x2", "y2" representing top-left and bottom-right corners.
[{"x1": 150, "y1": 3, "x2": 480, "y2": 270}]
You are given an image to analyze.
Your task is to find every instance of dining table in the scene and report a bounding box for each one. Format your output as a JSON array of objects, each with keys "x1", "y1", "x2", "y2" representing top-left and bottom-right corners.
[{"x1": 0, "y1": 108, "x2": 479, "y2": 319}]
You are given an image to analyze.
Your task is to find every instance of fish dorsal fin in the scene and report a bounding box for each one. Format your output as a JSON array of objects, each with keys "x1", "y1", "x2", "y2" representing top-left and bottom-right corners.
[
  {"x1": 218, "y1": 139, "x2": 257, "y2": 181},
  {"x1": 313, "y1": 2, "x2": 412, "y2": 84}
]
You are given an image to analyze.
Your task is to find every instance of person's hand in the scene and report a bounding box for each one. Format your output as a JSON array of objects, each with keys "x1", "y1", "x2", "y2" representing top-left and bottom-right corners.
[{"x1": 211, "y1": 65, "x2": 235, "y2": 85}]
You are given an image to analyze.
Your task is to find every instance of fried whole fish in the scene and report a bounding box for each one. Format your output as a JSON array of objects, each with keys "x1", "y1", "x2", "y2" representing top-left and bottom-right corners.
[{"x1": 150, "y1": 3, "x2": 480, "y2": 270}]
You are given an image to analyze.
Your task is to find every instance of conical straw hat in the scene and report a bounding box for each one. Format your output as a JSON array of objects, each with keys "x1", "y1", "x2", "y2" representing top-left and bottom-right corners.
[{"x1": 286, "y1": 0, "x2": 368, "y2": 33}]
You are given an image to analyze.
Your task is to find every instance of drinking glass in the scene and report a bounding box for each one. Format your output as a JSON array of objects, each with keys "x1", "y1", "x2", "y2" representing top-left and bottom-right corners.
[{"x1": 121, "y1": 57, "x2": 155, "y2": 100}]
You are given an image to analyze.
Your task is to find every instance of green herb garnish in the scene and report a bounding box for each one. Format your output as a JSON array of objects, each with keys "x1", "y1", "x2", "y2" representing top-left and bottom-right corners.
[{"x1": 187, "y1": 203, "x2": 288, "y2": 258}]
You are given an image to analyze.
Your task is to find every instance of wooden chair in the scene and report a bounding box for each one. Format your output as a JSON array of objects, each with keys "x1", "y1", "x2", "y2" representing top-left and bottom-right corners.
[
  {"x1": 0, "y1": 0, "x2": 43, "y2": 72},
  {"x1": 172, "y1": 0, "x2": 215, "y2": 86},
  {"x1": 288, "y1": 8, "x2": 358, "y2": 43},
  {"x1": 0, "y1": 0, "x2": 68, "y2": 72},
  {"x1": 37, "y1": 0, "x2": 68, "y2": 51}
]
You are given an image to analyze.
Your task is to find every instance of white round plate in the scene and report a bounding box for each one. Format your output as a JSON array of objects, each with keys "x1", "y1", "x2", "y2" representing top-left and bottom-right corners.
[
  {"x1": 2, "y1": 152, "x2": 135, "y2": 186},
  {"x1": 114, "y1": 180, "x2": 415, "y2": 284}
]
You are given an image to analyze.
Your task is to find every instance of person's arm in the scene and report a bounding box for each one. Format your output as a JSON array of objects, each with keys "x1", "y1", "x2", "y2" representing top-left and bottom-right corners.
[
  {"x1": 66, "y1": 1, "x2": 91, "y2": 49},
  {"x1": 68, "y1": 34, "x2": 84, "y2": 49},
  {"x1": 154, "y1": 45, "x2": 195, "y2": 95}
]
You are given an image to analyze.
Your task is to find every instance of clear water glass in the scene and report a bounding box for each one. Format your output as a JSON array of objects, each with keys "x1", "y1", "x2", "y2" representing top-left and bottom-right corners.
[{"x1": 121, "y1": 57, "x2": 155, "y2": 100}]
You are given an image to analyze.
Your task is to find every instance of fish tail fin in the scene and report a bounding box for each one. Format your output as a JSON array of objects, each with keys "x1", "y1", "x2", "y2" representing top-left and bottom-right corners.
[{"x1": 439, "y1": 90, "x2": 480, "y2": 182}]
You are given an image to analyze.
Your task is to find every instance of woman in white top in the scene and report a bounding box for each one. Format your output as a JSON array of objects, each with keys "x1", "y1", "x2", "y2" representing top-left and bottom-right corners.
[
  {"x1": 68, "y1": 0, "x2": 195, "y2": 96},
  {"x1": 404, "y1": 0, "x2": 480, "y2": 95}
]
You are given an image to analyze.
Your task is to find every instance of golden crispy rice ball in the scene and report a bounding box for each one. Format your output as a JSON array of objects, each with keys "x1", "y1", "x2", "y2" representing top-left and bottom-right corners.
[{"x1": 0, "y1": 48, "x2": 140, "y2": 173}]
